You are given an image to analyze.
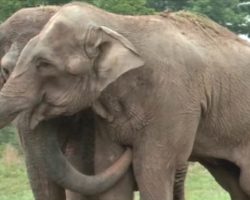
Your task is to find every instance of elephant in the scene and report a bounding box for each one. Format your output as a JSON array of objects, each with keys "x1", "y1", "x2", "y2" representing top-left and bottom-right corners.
[
  {"x1": 0, "y1": 6, "x2": 133, "y2": 200},
  {"x1": 1, "y1": 2, "x2": 250, "y2": 200},
  {"x1": 0, "y1": 7, "x2": 237, "y2": 200},
  {"x1": 0, "y1": 6, "x2": 70, "y2": 200},
  {"x1": 0, "y1": 6, "x2": 194, "y2": 200}
]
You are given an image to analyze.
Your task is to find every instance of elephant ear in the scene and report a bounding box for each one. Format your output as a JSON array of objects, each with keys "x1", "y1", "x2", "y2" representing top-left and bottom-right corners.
[{"x1": 84, "y1": 25, "x2": 144, "y2": 90}]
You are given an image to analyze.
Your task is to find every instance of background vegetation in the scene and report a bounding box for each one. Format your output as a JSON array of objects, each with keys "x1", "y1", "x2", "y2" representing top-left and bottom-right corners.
[
  {"x1": 0, "y1": 0, "x2": 249, "y2": 199},
  {"x1": 0, "y1": 0, "x2": 250, "y2": 35}
]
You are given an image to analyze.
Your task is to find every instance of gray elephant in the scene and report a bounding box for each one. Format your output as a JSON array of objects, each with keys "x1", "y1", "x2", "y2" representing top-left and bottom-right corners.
[
  {"x1": 0, "y1": 7, "x2": 228, "y2": 200},
  {"x1": 0, "y1": 6, "x2": 194, "y2": 200},
  {"x1": 0, "y1": 2, "x2": 249, "y2": 200},
  {"x1": 0, "y1": 6, "x2": 132, "y2": 200},
  {"x1": 0, "y1": 6, "x2": 69, "y2": 200}
]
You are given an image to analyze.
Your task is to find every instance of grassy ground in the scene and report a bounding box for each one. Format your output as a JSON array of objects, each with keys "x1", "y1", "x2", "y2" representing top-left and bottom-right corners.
[
  {"x1": 0, "y1": 160, "x2": 33, "y2": 200},
  {"x1": 0, "y1": 149, "x2": 230, "y2": 200},
  {"x1": 0, "y1": 143, "x2": 33, "y2": 200},
  {"x1": 185, "y1": 164, "x2": 229, "y2": 200}
]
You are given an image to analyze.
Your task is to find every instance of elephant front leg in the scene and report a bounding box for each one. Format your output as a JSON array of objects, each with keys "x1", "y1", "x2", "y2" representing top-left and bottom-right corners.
[
  {"x1": 94, "y1": 133, "x2": 135, "y2": 200},
  {"x1": 133, "y1": 140, "x2": 176, "y2": 200},
  {"x1": 133, "y1": 118, "x2": 198, "y2": 200}
]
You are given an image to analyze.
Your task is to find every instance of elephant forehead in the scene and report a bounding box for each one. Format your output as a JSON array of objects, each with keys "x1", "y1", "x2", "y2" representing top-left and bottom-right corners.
[{"x1": 41, "y1": 15, "x2": 75, "y2": 39}]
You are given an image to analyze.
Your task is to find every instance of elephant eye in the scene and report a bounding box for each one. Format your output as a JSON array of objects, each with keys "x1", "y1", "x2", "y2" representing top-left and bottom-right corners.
[
  {"x1": 37, "y1": 59, "x2": 54, "y2": 71},
  {"x1": 36, "y1": 58, "x2": 57, "y2": 76}
]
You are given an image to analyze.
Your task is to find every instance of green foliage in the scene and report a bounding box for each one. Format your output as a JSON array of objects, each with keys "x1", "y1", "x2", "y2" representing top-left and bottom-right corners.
[
  {"x1": 185, "y1": 0, "x2": 250, "y2": 34},
  {"x1": 0, "y1": 0, "x2": 22, "y2": 22},
  {"x1": 1, "y1": 0, "x2": 250, "y2": 34},
  {"x1": 0, "y1": 0, "x2": 46, "y2": 22},
  {"x1": 147, "y1": 0, "x2": 250, "y2": 34},
  {"x1": 147, "y1": 0, "x2": 188, "y2": 11},
  {"x1": 0, "y1": 0, "x2": 154, "y2": 21},
  {"x1": 93, "y1": 0, "x2": 154, "y2": 15}
]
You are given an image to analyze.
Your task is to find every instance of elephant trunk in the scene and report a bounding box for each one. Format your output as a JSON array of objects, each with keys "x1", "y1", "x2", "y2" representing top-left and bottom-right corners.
[
  {"x1": 0, "y1": 71, "x2": 41, "y2": 128},
  {"x1": 0, "y1": 94, "x2": 29, "y2": 128},
  {"x1": 18, "y1": 112, "x2": 132, "y2": 195}
]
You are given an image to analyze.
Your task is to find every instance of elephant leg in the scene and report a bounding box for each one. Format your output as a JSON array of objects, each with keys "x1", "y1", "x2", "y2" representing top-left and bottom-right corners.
[
  {"x1": 17, "y1": 117, "x2": 66, "y2": 200},
  {"x1": 133, "y1": 143, "x2": 176, "y2": 200},
  {"x1": 174, "y1": 163, "x2": 188, "y2": 200},
  {"x1": 94, "y1": 131, "x2": 135, "y2": 200},
  {"x1": 131, "y1": 114, "x2": 198, "y2": 200},
  {"x1": 200, "y1": 159, "x2": 249, "y2": 200}
]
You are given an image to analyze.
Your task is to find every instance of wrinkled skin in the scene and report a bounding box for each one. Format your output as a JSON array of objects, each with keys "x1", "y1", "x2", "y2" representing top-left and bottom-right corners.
[
  {"x1": 0, "y1": 7, "x2": 69, "y2": 200},
  {"x1": 0, "y1": 7, "x2": 189, "y2": 200},
  {"x1": 1, "y1": 7, "x2": 243, "y2": 200},
  {"x1": 0, "y1": 7, "x2": 133, "y2": 200},
  {"x1": 2, "y1": 3, "x2": 250, "y2": 200}
]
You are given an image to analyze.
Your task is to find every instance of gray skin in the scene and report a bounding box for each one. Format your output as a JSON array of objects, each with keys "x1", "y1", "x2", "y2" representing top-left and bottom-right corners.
[
  {"x1": 0, "y1": 7, "x2": 133, "y2": 200},
  {"x1": 1, "y1": 2, "x2": 250, "y2": 200},
  {"x1": 0, "y1": 7, "x2": 188, "y2": 200},
  {"x1": 1, "y1": 7, "x2": 246, "y2": 200},
  {"x1": 0, "y1": 7, "x2": 67, "y2": 200}
]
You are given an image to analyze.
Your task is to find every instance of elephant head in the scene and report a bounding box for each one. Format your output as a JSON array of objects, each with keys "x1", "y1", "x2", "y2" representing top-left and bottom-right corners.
[
  {"x1": 0, "y1": 5, "x2": 133, "y2": 195},
  {"x1": 0, "y1": 4, "x2": 144, "y2": 128}
]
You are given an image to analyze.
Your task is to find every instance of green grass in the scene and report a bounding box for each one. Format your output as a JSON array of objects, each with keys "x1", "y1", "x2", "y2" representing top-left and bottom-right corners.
[
  {"x1": 0, "y1": 160, "x2": 33, "y2": 200},
  {"x1": 186, "y1": 164, "x2": 229, "y2": 200},
  {"x1": 0, "y1": 137, "x2": 229, "y2": 200},
  {"x1": 0, "y1": 158, "x2": 230, "y2": 200}
]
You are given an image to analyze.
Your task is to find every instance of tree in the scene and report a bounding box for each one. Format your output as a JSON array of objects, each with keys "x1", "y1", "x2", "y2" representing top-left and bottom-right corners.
[
  {"x1": 186, "y1": 0, "x2": 250, "y2": 34},
  {"x1": 93, "y1": 0, "x2": 154, "y2": 15},
  {"x1": 1, "y1": 0, "x2": 250, "y2": 35},
  {"x1": 0, "y1": 0, "x2": 47, "y2": 22},
  {"x1": 146, "y1": 0, "x2": 188, "y2": 11},
  {"x1": 146, "y1": 0, "x2": 250, "y2": 35}
]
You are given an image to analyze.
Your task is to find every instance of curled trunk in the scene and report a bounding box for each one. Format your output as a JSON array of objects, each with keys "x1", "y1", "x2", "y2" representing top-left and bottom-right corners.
[{"x1": 18, "y1": 112, "x2": 132, "y2": 195}]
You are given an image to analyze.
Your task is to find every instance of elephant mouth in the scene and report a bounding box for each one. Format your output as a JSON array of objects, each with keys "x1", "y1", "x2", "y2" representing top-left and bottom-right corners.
[{"x1": 28, "y1": 102, "x2": 68, "y2": 130}]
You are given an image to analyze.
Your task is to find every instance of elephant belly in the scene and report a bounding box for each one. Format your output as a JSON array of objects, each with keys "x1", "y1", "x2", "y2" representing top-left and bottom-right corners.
[{"x1": 191, "y1": 120, "x2": 250, "y2": 164}]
